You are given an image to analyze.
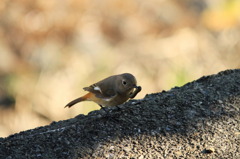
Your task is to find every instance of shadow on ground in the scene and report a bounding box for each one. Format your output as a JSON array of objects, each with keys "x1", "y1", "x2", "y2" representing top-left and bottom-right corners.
[{"x1": 0, "y1": 69, "x2": 239, "y2": 158}]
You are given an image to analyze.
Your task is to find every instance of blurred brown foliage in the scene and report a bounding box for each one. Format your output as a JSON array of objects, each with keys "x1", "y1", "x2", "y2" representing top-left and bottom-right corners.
[{"x1": 0, "y1": 0, "x2": 239, "y2": 137}]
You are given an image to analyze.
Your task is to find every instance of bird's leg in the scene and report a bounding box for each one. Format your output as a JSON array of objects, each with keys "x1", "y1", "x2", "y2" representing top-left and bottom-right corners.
[
  {"x1": 98, "y1": 104, "x2": 108, "y2": 113},
  {"x1": 115, "y1": 105, "x2": 121, "y2": 110},
  {"x1": 98, "y1": 104, "x2": 119, "y2": 122}
]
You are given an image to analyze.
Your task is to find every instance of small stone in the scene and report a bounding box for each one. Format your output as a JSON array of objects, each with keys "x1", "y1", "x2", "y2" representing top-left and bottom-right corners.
[
  {"x1": 174, "y1": 151, "x2": 182, "y2": 157},
  {"x1": 123, "y1": 147, "x2": 131, "y2": 152},
  {"x1": 202, "y1": 147, "x2": 215, "y2": 154},
  {"x1": 109, "y1": 146, "x2": 115, "y2": 150},
  {"x1": 234, "y1": 132, "x2": 240, "y2": 136},
  {"x1": 139, "y1": 155, "x2": 144, "y2": 159}
]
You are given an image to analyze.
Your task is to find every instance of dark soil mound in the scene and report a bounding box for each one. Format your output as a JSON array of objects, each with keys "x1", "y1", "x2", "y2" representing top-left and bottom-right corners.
[{"x1": 0, "y1": 69, "x2": 239, "y2": 159}]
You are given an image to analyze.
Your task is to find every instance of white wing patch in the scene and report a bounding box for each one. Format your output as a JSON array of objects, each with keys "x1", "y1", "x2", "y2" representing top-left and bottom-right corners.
[
  {"x1": 104, "y1": 98, "x2": 112, "y2": 102},
  {"x1": 93, "y1": 86, "x2": 102, "y2": 93}
]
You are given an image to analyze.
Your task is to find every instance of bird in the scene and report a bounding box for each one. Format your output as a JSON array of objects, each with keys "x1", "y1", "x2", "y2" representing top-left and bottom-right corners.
[{"x1": 65, "y1": 73, "x2": 141, "y2": 110}]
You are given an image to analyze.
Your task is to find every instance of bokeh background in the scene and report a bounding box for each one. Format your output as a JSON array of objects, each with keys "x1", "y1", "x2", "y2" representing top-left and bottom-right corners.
[{"x1": 0, "y1": 0, "x2": 240, "y2": 137}]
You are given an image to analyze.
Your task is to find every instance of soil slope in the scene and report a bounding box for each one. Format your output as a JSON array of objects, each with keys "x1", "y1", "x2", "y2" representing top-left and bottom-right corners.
[{"x1": 0, "y1": 69, "x2": 239, "y2": 159}]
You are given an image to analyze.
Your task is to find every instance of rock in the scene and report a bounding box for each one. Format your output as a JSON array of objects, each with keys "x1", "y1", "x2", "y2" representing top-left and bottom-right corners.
[
  {"x1": 202, "y1": 147, "x2": 215, "y2": 154},
  {"x1": 0, "y1": 69, "x2": 239, "y2": 159}
]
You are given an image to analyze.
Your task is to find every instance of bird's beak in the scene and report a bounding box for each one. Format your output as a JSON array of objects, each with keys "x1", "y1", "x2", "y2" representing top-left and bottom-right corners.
[
  {"x1": 133, "y1": 85, "x2": 138, "y2": 88},
  {"x1": 133, "y1": 85, "x2": 141, "y2": 91},
  {"x1": 129, "y1": 85, "x2": 141, "y2": 98}
]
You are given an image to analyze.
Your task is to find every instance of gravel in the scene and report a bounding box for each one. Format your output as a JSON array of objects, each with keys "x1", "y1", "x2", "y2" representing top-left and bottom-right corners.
[{"x1": 0, "y1": 69, "x2": 239, "y2": 159}]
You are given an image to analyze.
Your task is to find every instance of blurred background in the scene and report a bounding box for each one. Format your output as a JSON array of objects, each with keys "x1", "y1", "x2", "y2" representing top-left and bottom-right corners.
[{"x1": 0, "y1": 0, "x2": 240, "y2": 137}]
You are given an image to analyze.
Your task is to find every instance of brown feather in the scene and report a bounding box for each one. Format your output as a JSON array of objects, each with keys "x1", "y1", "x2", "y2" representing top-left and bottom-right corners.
[{"x1": 65, "y1": 93, "x2": 93, "y2": 108}]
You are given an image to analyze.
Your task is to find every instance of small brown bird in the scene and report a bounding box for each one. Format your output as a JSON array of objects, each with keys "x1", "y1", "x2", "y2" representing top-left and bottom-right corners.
[{"x1": 65, "y1": 73, "x2": 141, "y2": 110}]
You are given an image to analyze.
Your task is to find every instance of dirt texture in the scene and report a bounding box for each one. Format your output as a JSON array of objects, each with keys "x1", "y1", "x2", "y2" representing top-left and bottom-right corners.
[{"x1": 0, "y1": 69, "x2": 240, "y2": 159}]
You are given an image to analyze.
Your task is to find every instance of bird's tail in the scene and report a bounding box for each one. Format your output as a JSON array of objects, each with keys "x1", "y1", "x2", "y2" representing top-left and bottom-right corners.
[{"x1": 64, "y1": 93, "x2": 92, "y2": 108}]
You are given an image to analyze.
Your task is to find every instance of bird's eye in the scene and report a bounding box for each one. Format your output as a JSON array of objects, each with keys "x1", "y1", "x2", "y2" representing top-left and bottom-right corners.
[{"x1": 122, "y1": 80, "x2": 127, "y2": 85}]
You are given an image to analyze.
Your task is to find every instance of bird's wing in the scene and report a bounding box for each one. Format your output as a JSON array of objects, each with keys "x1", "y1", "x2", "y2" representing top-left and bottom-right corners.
[
  {"x1": 83, "y1": 75, "x2": 118, "y2": 100},
  {"x1": 83, "y1": 84, "x2": 116, "y2": 99}
]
